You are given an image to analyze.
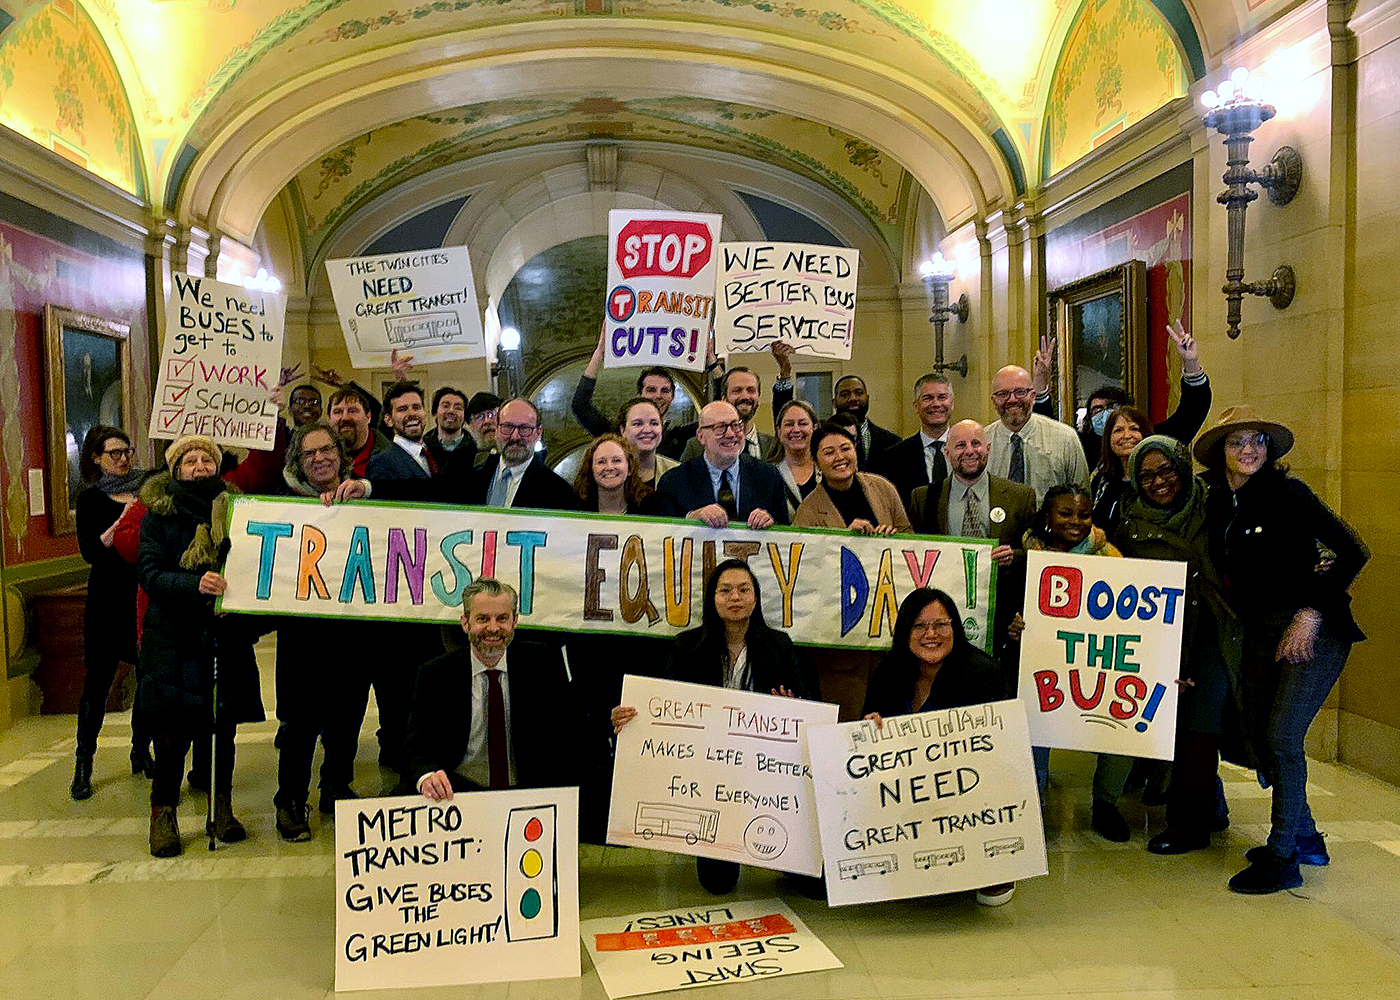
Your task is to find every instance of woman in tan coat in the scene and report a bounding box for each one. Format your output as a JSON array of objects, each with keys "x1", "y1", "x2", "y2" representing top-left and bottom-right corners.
[{"x1": 794, "y1": 422, "x2": 912, "y2": 719}]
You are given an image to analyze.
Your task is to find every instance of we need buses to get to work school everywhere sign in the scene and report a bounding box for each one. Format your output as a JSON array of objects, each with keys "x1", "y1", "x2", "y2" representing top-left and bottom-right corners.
[{"x1": 218, "y1": 499, "x2": 996, "y2": 652}]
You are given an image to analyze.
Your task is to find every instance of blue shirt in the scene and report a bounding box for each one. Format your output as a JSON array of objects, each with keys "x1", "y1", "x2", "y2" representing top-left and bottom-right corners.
[{"x1": 704, "y1": 455, "x2": 741, "y2": 508}]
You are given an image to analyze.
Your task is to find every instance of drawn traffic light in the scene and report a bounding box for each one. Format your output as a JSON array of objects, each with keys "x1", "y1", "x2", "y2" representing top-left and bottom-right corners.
[{"x1": 504, "y1": 804, "x2": 558, "y2": 942}]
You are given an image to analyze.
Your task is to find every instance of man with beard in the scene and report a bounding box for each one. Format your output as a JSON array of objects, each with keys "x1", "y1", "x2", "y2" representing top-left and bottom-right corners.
[
  {"x1": 328, "y1": 387, "x2": 390, "y2": 478},
  {"x1": 874, "y1": 373, "x2": 956, "y2": 511},
  {"x1": 908, "y1": 418, "x2": 1034, "y2": 667},
  {"x1": 368, "y1": 383, "x2": 437, "y2": 481},
  {"x1": 679, "y1": 368, "x2": 774, "y2": 462},
  {"x1": 831, "y1": 375, "x2": 899, "y2": 467},
  {"x1": 987, "y1": 364, "x2": 1089, "y2": 504},
  {"x1": 424, "y1": 386, "x2": 473, "y2": 469},
  {"x1": 464, "y1": 391, "x2": 501, "y2": 468},
  {"x1": 455, "y1": 397, "x2": 579, "y2": 510},
  {"x1": 410, "y1": 579, "x2": 578, "y2": 797}
]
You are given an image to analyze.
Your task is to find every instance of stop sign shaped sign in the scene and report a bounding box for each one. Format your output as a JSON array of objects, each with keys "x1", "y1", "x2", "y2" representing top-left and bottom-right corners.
[{"x1": 615, "y1": 219, "x2": 714, "y2": 279}]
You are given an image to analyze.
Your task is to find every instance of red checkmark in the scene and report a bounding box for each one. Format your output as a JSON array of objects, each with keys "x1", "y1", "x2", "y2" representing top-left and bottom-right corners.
[
  {"x1": 158, "y1": 408, "x2": 183, "y2": 431},
  {"x1": 167, "y1": 358, "x2": 196, "y2": 382},
  {"x1": 164, "y1": 384, "x2": 192, "y2": 405}
]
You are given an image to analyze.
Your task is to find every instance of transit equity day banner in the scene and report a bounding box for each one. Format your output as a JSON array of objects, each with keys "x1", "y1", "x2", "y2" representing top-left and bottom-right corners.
[{"x1": 218, "y1": 498, "x2": 995, "y2": 652}]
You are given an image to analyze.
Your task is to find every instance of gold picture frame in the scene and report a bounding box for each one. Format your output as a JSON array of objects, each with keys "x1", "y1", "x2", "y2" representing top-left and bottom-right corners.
[
  {"x1": 1047, "y1": 260, "x2": 1148, "y2": 424},
  {"x1": 42, "y1": 305, "x2": 135, "y2": 535}
]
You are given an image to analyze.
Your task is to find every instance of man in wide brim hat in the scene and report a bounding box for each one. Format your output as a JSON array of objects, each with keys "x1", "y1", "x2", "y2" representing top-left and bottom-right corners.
[{"x1": 1193, "y1": 404, "x2": 1295, "y2": 468}]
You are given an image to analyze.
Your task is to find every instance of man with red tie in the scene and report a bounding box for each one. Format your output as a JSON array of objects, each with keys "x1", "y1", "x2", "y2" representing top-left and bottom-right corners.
[
  {"x1": 411, "y1": 579, "x2": 579, "y2": 798},
  {"x1": 368, "y1": 382, "x2": 439, "y2": 481}
]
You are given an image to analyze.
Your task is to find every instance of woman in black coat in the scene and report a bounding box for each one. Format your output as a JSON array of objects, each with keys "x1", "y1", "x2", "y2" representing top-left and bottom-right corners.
[
  {"x1": 70, "y1": 426, "x2": 151, "y2": 801},
  {"x1": 1196, "y1": 406, "x2": 1368, "y2": 895},
  {"x1": 138, "y1": 435, "x2": 264, "y2": 858},
  {"x1": 611, "y1": 559, "x2": 812, "y2": 893},
  {"x1": 862, "y1": 587, "x2": 1014, "y2": 906}
]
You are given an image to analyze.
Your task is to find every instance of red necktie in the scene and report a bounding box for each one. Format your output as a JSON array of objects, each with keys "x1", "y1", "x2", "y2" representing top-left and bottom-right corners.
[
  {"x1": 424, "y1": 449, "x2": 438, "y2": 475},
  {"x1": 486, "y1": 668, "x2": 508, "y2": 789}
]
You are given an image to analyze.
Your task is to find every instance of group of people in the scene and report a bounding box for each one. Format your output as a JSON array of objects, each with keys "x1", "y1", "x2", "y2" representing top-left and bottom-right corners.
[{"x1": 66, "y1": 321, "x2": 1367, "y2": 902}]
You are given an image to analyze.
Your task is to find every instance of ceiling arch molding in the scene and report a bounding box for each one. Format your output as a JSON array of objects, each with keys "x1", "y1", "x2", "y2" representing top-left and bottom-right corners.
[{"x1": 173, "y1": 22, "x2": 1017, "y2": 244}]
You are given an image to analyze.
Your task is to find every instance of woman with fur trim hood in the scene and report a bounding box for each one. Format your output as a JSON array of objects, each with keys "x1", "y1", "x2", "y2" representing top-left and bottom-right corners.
[{"x1": 137, "y1": 436, "x2": 264, "y2": 858}]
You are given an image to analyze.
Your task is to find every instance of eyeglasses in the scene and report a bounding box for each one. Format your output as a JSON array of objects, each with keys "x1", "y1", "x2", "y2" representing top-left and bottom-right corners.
[
  {"x1": 700, "y1": 420, "x2": 745, "y2": 435},
  {"x1": 471, "y1": 411, "x2": 497, "y2": 422},
  {"x1": 1224, "y1": 432, "x2": 1269, "y2": 450},
  {"x1": 991, "y1": 388, "x2": 1035, "y2": 402},
  {"x1": 300, "y1": 445, "x2": 338, "y2": 460},
  {"x1": 498, "y1": 422, "x2": 537, "y2": 437},
  {"x1": 911, "y1": 619, "x2": 954, "y2": 634},
  {"x1": 1136, "y1": 467, "x2": 1180, "y2": 487},
  {"x1": 101, "y1": 447, "x2": 134, "y2": 458}
]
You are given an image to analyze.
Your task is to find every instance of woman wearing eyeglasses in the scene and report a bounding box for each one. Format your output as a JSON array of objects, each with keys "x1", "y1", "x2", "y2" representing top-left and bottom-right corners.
[
  {"x1": 69, "y1": 426, "x2": 152, "y2": 800},
  {"x1": 863, "y1": 588, "x2": 1015, "y2": 906},
  {"x1": 1196, "y1": 407, "x2": 1368, "y2": 894}
]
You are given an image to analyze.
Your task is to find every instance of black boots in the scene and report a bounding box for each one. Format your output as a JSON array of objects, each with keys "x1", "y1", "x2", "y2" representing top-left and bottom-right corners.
[
  {"x1": 276, "y1": 802, "x2": 313, "y2": 843},
  {"x1": 207, "y1": 793, "x2": 247, "y2": 843},
  {"x1": 130, "y1": 744, "x2": 154, "y2": 778},
  {"x1": 70, "y1": 755, "x2": 93, "y2": 801}
]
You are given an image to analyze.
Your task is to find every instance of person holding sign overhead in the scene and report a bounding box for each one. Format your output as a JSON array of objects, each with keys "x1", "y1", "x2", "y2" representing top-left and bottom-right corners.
[
  {"x1": 862, "y1": 588, "x2": 1016, "y2": 906},
  {"x1": 1115, "y1": 436, "x2": 1240, "y2": 858},
  {"x1": 611, "y1": 560, "x2": 813, "y2": 894},
  {"x1": 651, "y1": 401, "x2": 787, "y2": 527}
]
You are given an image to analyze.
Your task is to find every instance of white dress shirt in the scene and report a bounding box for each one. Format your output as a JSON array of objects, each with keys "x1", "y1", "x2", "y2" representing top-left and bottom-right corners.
[
  {"x1": 418, "y1": 648, "x2": 517, "y2": 791},
  {"x1": 393, "y1": 434, "x2": 432, "y2": 474},
  {"x1": 491, "y1": 455, "x2": 533, "y2": 507}
]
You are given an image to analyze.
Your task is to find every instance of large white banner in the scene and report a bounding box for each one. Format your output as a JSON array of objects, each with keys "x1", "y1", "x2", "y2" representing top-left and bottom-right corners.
[
  {"x1": 148, "y1": 273, "x2": 285, "y2": 449},
  {"x1": 806, "y1": 701, "x2": 1047, "y2": 906},
  {"x1": 603, "y1": 210, "x2": 721, "y2": 372},
  {"x1": 581, "y1": 899, "x2": 841, "y2": 999},
  {"x1": 714, "y1": 242, "x2": 859, "y2": 360},
  {"x1": 607, "y1": 676, "x2": 837, "y2": 876},
  {"x1": 218, "y1": 498, "x2": 996, "y2": 653},
  {"x1": 324, "y1": 246, "x2": 484, "y2": 366},
  {"x1": 1018, "y1": 550, "x2": 1186, "y2": 760},
  {"x1": 334, "y1": 789, "x2": 579, "y2": 992}
]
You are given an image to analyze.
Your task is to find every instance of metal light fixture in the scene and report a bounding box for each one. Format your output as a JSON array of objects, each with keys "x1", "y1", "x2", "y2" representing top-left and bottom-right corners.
[
  {"x1": 1201, "y1": 66, "x2": 1302, "y2": 339},
  {"x1": 492, "y1": 326, "x2": 522, "y2": 396},
  {"x1": 918, "y1": 253, "x2": 969, "y2": 377}
]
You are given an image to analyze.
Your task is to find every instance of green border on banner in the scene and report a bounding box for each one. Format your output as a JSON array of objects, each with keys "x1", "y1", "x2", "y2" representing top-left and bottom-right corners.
[{"x1": 217, "y1": 494, "x2": 998, "y2": 654}]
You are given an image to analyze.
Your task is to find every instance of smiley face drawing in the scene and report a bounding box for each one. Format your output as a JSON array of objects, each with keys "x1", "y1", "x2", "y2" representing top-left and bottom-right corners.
[{"x1": 743, "y1": 815, "x2": 789, "y2": 861}]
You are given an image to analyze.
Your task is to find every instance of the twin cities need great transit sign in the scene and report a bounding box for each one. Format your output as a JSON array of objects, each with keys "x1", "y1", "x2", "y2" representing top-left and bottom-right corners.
[{"x1": 219, "y1": 499, "x2": 996, "y2": 651}]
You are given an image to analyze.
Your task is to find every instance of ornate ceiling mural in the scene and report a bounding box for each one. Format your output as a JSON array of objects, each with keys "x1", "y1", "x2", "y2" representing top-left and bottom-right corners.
[{"x1": 288, "y1": 95, "x2": 909, "y2": 262}]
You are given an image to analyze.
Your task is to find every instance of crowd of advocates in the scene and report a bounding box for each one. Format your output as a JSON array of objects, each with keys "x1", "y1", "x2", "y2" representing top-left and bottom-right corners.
[{"x1": 65, "y1": 320, "x2": 1368, "y2": 900}]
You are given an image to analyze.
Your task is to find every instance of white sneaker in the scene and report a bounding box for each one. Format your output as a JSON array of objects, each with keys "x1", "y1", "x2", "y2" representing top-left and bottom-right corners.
[{"x1": 975, "y1": 883, "x2": 1015, "y2": 907}]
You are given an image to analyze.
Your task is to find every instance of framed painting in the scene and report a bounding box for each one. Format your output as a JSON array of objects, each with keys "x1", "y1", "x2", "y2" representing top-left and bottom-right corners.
[
  {"x1": 43, "y1": 305, "x2": 135, "y2": 535},
  {"x1": 1047, "y1": 260, "x2": 1148, "y2": 424}
]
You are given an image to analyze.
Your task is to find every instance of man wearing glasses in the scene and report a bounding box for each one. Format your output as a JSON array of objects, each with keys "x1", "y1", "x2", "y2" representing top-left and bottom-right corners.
[
  {"x1": 651, "y1": 401, "x2": 787, "y2": 527},
  {"x1": 458, "y1": 397, "x2": 579, "y2": 511},
  {"x1": 986, "y1": 365, "x2": 1089, "y2": 505}
]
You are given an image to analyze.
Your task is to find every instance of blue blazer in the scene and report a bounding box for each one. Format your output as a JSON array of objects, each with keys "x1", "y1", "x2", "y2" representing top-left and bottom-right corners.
[{"x1": 650, "y1": 454, "x2": 790, "y2": 524}]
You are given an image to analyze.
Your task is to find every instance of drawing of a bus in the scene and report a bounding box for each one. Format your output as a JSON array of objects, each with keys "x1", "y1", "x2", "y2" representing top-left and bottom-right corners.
[
  {"x1": 837, "y1": 854, "x2": 898, "y2": 880},
  {"x1": 384, "y1": 311, "x2": 462, "y2": 347},
  {"x1": 634, "y1": 803, "x2": 720, "y2": 845},
  {"x1": 983, "y1": 836, "x2": 1025, "y2": 858},
  {"x1": 914, "y1": 846, "x2": 965, "y2": 869}
]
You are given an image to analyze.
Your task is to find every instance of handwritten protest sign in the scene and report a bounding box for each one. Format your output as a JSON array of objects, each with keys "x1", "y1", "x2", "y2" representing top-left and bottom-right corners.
[
  {"x1": 147, "y1": 273, "x2": 284, "y2": 449},
  {"x1": 715, "y1": 242, "x2": 859, "y2": 360},
  {"x1": 324, "y1": 246, "x2": 484, "y2": 367},
  {"x1": 581, "y1": 899, "x2": 840, "y2": 999},
  {"x1": 219, "y1": 499, "x2": 995, "y2": 652},
  {"x1": 604, "y1": 210, "x2": 721, "y2": 372},
  {"x1": 1018, "y1": 550, "x2": 1186, "y2": 760},
  {"x1": 334, "y1": 789, "x2": 579, "y2": 992},
  {"x1": 806, "y1": 700, "x2": 1047, "y2": 906},
  {"x1": 607, "y1": 676, "x2": 836, "y2": 875}
]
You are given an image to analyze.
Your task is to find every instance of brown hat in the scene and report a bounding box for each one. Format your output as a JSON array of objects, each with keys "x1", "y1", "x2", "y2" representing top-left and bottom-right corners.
[
  {"x1": 1192, "y1": 404, "x2": 1294, "y2": 467},
  {"x1": 165, "y1": 435, "x2": 224, "y2": 471}
]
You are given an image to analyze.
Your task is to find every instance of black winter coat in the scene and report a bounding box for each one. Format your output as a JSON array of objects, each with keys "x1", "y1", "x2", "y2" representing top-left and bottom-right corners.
[
  {"x1": 665, "y1": 625, "x2": 812, "y2": 699},
  {"x1": 76, "y1": 487, "x2": 138, "y2": 660}
]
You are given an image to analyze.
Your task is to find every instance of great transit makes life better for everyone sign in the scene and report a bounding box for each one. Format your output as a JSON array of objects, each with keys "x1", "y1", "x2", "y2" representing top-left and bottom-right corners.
[
  {"x1": 218, "y1": 499, "x2": 996, "y2": 652},
  {"x1": 606, "y1": 676, "x2": 837, "y2": 876},
  {"x1": 805, "y1": 701, "x2": 1047, "y2": 906},
  {"x1": 147, "y1": 273, "x2": 286, "y2": 449},
  {"x1": 333, "y1": 789, "x2": 579, "y2": 992},
  {"x1": 324, "y1": 246, "x2": 485, "y2": 367},
  {"x1": 714, "y1": 242, "x2": 860, "y2": 361},
  {"x1": 604, "y1": 209, "x2": 722, "y2": 373},
  {"x1": 1017, "y1": 550, "x2": 1188, "y2": 760}
]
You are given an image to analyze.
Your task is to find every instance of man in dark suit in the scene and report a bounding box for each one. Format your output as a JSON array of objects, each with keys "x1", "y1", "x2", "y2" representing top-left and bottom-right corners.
[
  {"x1": 652, "y1": 401, "x2": 788, "y2": 527},
  {"x1": 679, "y1": 368, "x2": 777, "y2": 463},
  {"x1": 876, "y1": 372, "x2": 955, "y2": 510},
  {"x1": 410, "y1": 579, "x2": 578, "y2": 798},
  {"x1": 451, "y1": 397, "x2": 579, "y2": 511},
  {"x1": 367, "y1": 382, "x2": 438, "y2": 482},
  {"x1": 833, "y1": 374, "x2": 900, "y2": 468},
  {"x1": 909, "y1": 419, "x2": 1035, "y2": 663}
]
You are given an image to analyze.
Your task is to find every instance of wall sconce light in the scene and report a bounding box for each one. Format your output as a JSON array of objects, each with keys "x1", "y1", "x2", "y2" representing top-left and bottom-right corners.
[
  {"x1": 491, "y1": 326, "x2": 522, "y2": 397},
  {"x1": 241, "y1": 267, "x2": 282, "y2": 294},
  {"x1": 1201, "y1": 67, "x2": 1302, "y2": 339},
  {"x1": 918, "y1": 253, "x2": 969, "y2": 377}
]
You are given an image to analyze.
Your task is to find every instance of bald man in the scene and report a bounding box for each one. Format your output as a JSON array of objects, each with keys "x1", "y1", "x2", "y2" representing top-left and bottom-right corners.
[
  {"x1": 985, "y1": 365, "x2": 1088, "y2": 505},
  {"x1": 650, "y1": 401, "x2": 788, "y2": 527}
]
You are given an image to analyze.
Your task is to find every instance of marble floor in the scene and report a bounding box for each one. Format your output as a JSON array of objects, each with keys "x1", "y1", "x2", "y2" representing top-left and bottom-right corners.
[{"x1": 2, "y1": 641, "x2": 1400, "y2": 1000}]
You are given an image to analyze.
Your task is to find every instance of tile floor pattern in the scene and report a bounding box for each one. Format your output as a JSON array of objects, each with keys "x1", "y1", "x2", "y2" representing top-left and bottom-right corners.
[{"x1": 2, "y1": 641, "x2": 1399, "y2": 1000}]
